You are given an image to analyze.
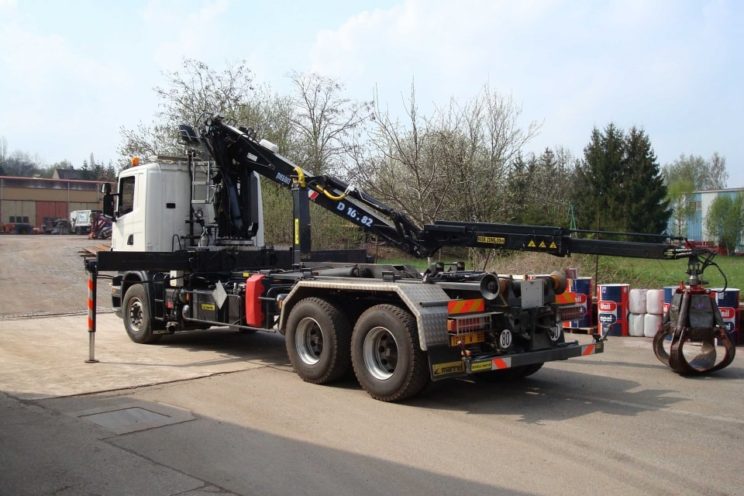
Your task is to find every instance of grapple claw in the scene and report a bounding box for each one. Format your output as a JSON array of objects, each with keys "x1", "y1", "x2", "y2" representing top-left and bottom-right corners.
[{"x1": 652, "y1": 288, "x2": 736, "y2": 376}]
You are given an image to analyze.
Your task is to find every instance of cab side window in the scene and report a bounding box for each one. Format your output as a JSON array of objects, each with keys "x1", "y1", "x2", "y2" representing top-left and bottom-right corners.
[{"x1": 119, "y1": 176, "x2": 136, "y2": 215}]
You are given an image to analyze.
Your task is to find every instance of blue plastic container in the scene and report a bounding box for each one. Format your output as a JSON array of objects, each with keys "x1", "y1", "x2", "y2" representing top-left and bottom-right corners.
[{"x1": 569, "y1": 277, "x2": 593, "y2": 328}]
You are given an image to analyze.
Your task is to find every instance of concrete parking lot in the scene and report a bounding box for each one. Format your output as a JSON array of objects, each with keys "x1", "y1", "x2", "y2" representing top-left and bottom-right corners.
[{"x1": 1, "y1": 235, "x2": 743, "y2": 495}]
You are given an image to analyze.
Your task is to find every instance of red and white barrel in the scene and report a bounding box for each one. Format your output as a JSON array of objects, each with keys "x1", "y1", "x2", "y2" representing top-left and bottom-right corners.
[
  {"x1": 711, "y1": 288, "x2": 740, "y2": 344},
  {"x1": 597, "y1": 284, "x2": 629, "y2": 337}
]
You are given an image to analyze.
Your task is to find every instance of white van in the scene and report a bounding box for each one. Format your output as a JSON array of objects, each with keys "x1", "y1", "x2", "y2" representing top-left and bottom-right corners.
[{"x1": 69, "y1": 210, "x2": 93, "y2": 234}]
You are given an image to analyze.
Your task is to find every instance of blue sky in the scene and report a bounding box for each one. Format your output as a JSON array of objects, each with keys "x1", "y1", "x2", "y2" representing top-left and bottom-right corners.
[{"x1": 1, "y1": 0, "x2": 742, "y2": 186}]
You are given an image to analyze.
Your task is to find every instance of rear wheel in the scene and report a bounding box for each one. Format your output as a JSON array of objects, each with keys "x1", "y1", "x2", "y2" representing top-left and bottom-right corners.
[
  {"x1": 351, "y1": 304, "x2": 430, "y2": 402},
  {"x1": 285, "y1": 297, "x2": 351, "y2": 384},
  {"x1": 122, "y1": 284, "x2": 161, "y2": 344}
]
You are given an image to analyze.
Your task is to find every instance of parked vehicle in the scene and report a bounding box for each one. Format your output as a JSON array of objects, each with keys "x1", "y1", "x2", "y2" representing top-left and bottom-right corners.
[
  {"x1": 89, "y1": 211, "x2": 111, "y2": 239},
  {"x1": 86, "y1": 117, "x2": 733, "y2": 401},
  {"x1": 51, "y1": 219, "x2": 72, "y2": 235},
  {"x1": 70, "y1": 209, "x2": 93, "y2": 234},
  {"x1": 2, "y1": 222, "x2": 34, "y2": 234}
]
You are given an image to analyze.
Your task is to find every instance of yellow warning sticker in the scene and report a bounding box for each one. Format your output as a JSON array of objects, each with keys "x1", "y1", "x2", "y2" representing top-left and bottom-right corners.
[
  {"x1": 476, "y1": 235, "x2": 506, "y2": 245},
  {"x1": 432, "y1": 361, "x2": 465, "y2": 376},
  {"x1": 549, "y1": 241, "x2": 557, "y2": 249},
  {"x1": 527, "y1": 240, "x2": 536, "y2": 248},
  {"x1": 294, "y1": 219, "x2": 300, "y2": 245},
  {"x1": 470, "y1": 361, "x2": 492, "y2": 373},
  {"x1": 449, "y1": 331, "x2": 485, "y2": 347},
  {"x1": 200, "y1": 303, "x2": 215, "y2": 311},
  {"x1": 538, "y1": 241, "x2": 547, "y2": 248}
]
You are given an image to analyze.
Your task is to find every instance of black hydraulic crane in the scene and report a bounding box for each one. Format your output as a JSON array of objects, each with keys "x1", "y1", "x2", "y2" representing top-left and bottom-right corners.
[{"x1": 190, "y1": 117, "x2": 682, "y2": 261}]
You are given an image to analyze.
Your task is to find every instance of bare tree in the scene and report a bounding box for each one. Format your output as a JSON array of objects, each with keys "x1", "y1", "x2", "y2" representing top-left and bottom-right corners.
[
  {"x1": 289, "y1": 72, "x2": 369, "y2": 175},
  {"x1": 708, "y1": 152, "x2": 728, "y2": 189},
  {"x1": 664, "y1": 153, "x2": 728, "y2": 191},
  {"x1": 119, "y1": 59, "x2": 256, "y2": 157},
  {"x1": 350, "y1": 84, "x2": 449, "y2": 227}
]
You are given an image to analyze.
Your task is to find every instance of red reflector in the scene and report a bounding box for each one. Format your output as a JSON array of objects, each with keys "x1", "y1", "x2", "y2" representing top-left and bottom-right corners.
[{"x1": 447, "y1": 299, "x2": 485, "y2": 315}]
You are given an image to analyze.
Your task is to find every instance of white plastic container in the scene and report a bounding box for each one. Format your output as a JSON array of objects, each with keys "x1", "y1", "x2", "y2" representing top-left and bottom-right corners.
[
  {"x1": 644, "y1": 313, "x2": 663, "y2": 337},
  {"x1": 629, "y1": 289, "x2": 648, "y2": 314},
  {"x1": 646, "y1": 289, "x2": 665, "y2": 315},
  {"x1": 629, "y1": 313, "x2": 645, "y2": 337}
]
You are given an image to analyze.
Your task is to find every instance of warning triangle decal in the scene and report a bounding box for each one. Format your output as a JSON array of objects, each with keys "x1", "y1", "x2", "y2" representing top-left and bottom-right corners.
[{"x1": 527, "y1": 240, "x2": 536, "y2": 248}]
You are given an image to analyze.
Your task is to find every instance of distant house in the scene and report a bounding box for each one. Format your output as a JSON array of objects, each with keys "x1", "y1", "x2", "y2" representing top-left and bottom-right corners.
[
  {"x1": 683, "y1": 187, "x2": 744, "y2": 253},
  {"x1": 52, "y1": 168, "x2": 84, "y2": 180},
  {"x1": 0, "y1": 175, "x2": 113, "y2": 229}
]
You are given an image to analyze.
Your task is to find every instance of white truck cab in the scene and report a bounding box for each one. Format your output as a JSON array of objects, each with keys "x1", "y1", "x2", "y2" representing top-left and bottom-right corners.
[{"x1": 110, "y1": 158, "x2": 264, "y2": 252}]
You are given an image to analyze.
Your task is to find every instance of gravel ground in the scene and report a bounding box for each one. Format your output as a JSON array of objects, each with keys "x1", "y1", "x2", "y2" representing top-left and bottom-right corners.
[{"x1": 0, "y1": 235, "x2": 114, "y2": 319}]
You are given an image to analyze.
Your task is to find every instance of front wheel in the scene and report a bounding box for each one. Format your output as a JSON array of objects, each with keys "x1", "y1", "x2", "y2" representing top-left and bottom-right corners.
[
  {"x1": 351, "y1": 304, "x2": 430, "y2": 402},
  {"x1": 122, "y1": 284, "x2": 161, "y2": 344}
]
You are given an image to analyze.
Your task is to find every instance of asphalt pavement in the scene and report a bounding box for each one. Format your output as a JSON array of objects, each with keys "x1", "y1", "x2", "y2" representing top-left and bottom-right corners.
[{"x1": 1, "y1": 313, "x2": 743, "y2": 496}]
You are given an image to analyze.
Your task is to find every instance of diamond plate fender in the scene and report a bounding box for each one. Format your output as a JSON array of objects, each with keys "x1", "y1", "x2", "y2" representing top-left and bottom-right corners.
[{"x1": 279, "y1": 279, "x2": 450, "y2": 350}]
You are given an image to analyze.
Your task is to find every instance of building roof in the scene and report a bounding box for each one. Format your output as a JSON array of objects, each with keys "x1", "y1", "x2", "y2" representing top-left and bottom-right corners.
[
  {"x1": 52, "y1": 168, "x2": 84, "y2": 180},
  {"x1": 692, "y1": 186, "x2": 744, "y2": 194},
  {"x1": 0, "y1": 175, "x2": 113, "y2": 185}
]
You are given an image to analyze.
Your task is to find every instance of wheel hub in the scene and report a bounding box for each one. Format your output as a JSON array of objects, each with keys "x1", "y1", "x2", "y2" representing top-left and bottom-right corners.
[
  {"x1": 128, "y1": 300, "x2": 144, "y2": 331},
  {"x1": 296, "y1": 317, "x2": 323, "y2": 365},
  {"x1": 363, "y1": 326, "x2": 399, "y2": 380}
]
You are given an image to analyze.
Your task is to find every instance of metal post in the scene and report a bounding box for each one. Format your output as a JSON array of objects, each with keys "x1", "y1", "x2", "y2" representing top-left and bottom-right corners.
[
  {"x1": 291, "y1": 182, "x2": 312, "y2": 265},
  {"x1": 85, "y1": 260, "x2": 99, "y2": 363}
]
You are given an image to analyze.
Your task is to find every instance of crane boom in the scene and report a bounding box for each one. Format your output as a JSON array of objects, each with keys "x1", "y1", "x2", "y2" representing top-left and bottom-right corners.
[{"x1": 193, "y1": 117, "x2": 684, "y2": 261}]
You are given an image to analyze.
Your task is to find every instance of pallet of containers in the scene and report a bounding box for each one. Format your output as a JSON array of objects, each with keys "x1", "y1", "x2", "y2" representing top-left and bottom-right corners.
[
  {"x1": 644, "y1": 289, "x2": 664, "y2": 338},
  {"x1": 628, "y1": 289, "x2": 647, "y2": 337}
]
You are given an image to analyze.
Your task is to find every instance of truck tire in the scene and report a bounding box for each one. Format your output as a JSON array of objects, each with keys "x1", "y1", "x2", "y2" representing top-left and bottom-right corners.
[
  {"x1": 285, "y1": 297, "x2": 351, "y2": 384},
  {"x1": 476, "y1": 362, "x2": 543, "y2": 381},
  {"x1": 351, "y1": 304, "x2": 430, "y2": 402},
  {"x1": 122, "y1": 284, "x2": 161, "y2": 344}
]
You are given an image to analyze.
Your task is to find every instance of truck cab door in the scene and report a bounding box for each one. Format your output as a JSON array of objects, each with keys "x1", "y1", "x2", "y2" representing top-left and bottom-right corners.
[{"x1": 112, "y1": 172, "x2": 145, "y2": 251}]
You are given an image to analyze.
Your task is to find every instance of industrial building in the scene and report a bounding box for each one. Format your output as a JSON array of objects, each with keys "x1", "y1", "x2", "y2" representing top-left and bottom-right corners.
[
  {"x1": 0, "y1": 174, "x2": 113, "y2": 229},
  {"x1": 684, "y1": 186, "x2": 744, "y2": 253}
]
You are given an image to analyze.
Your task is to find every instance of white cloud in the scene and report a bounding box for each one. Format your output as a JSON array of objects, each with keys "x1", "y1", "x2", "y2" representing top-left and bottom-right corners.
[
  {"x1": 0, "y1": 15, "x2": 135, "y2": 163},
  {"x1": 307, "y1": 0, "x2": 741, "y2": 183},
  {"x1": 140, "y1": 0, "x2": 232, "y2": 70}
]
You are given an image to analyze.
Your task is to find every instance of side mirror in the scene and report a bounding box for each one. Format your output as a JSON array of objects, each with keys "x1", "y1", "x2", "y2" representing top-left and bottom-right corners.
[
  {"x1": 102, "y1": 182, "x2": 116, "y2": 219},
  {"x1": 102, "y1": 194, "x2": 115, "y2": 219}
]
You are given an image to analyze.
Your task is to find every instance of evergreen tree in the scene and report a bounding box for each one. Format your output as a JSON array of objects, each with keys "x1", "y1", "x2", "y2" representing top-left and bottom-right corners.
[
  {"x1": 505, "y1": 153, "x2": 529, "y2": 223},
  {"x1": 623, "y1": 127, "x2": 670, "y2": 234},
  {"x1": 574, "y1": 124, "x2": 625, "y2": 231},
  {"x1": 573, "y1": 123, "x2": 670, "y2": 234}
]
